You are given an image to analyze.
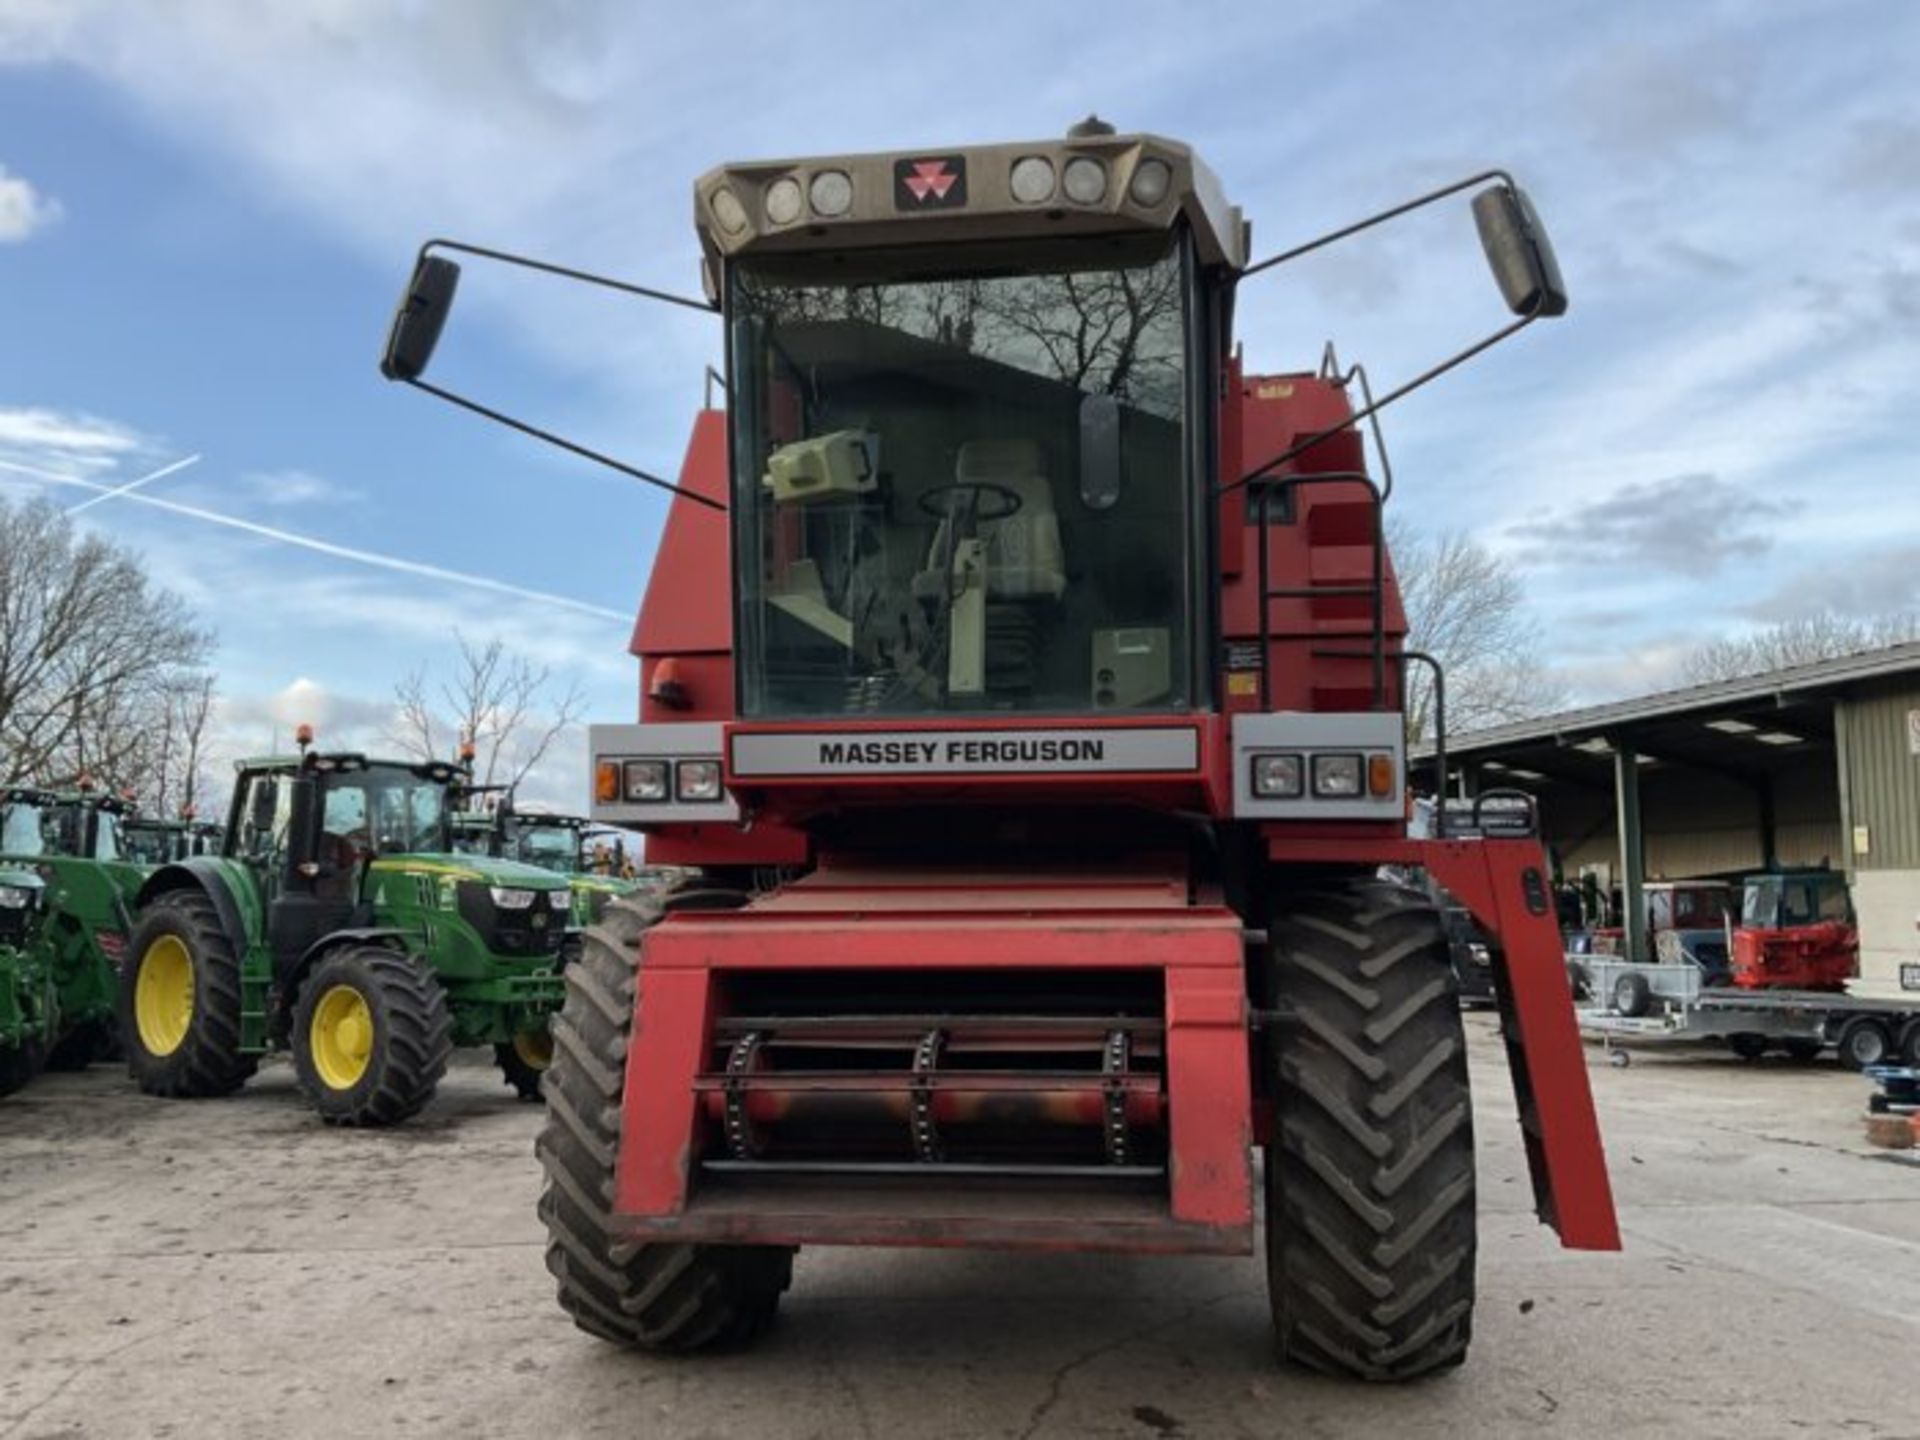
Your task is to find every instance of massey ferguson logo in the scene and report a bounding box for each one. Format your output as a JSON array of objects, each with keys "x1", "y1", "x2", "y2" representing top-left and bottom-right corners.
[
  {"x1": 894, "y1": 155, "x2": 967, "y2": 210},
  {"x1": 730, "y1": 726, "x2": 1200, "y2": 778}
]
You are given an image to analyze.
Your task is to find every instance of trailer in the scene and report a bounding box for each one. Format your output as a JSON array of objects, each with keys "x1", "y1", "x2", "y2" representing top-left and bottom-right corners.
[{"x1": 1575, "y1": 955, "x2": 1920, "y2": 1069}]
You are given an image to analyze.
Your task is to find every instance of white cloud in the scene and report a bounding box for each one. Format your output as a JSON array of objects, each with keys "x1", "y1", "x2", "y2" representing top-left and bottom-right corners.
[
  {"x1": 0, "y1": 405, "x2": 149, "y2": 474},
  {"x1": 234, "y1": 469, "x2": 361, "y2": 508},
  {"x1": 0, "y1": 162, "x2": 61, "y2": 241}
]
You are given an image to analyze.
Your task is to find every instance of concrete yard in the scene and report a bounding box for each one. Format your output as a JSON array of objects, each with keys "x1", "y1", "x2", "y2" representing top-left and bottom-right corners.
[{"x1": 2, "y1": 1018, "x2": 1915, "y2": 1440}]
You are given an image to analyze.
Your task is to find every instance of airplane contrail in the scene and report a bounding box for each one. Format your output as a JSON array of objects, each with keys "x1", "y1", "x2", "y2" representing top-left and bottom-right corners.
[
  {"x1": 65, "y1": 453, "x2": 202, "y2": 516},
  {"x1": 0, "y1": 457, "x2": 629, "y2": 623}
]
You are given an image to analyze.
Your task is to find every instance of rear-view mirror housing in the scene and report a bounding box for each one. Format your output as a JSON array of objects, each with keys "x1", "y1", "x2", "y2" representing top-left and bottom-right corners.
[
  {"x1": 1473, "y1": 184, "x2": 1568, "y2": 318},
  {"x1": 380, "y1": 254, "x2": 462, "y2": 381}
]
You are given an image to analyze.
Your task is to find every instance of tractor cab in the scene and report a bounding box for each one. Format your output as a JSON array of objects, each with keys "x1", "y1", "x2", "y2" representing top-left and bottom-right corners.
[
  {"x1": 122, "y1": 816, "x2": 188, "y2": 868},
  {"x1": 1, "y1": 787, "x2": 131, "y2": 864},
  {"x1": 1732, "y1": 869, "x2": 1857, "y2": 991}
]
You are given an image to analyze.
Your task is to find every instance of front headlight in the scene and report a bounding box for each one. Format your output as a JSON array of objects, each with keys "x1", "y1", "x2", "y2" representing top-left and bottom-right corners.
[
  {"x1": 622, "y1": 760, "x2": 668, "y2": 802},
  {"x1": 489, "y1": 886, "x2": 537, "y2": 910},
  {"x1": 1251, "y1": 753, "x2": 1303, "y2": 799},
  {"x1": 676, "y1": 759, "x2": 722, "y2": 802},
  {"x1": 0, "y1": 884, "x2": 32, "y2": 909},
  {"x1": 1311, "y1": 753, "x2": 1363, "y2": 798}
]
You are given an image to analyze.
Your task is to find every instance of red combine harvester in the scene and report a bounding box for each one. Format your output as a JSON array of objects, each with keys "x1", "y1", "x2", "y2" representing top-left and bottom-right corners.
[{"x1": 381, "y1": 120, "x2": 1618, "y2": 1379}]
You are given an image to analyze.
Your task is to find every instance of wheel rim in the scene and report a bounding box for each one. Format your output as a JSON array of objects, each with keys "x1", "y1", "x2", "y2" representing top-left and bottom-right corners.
[
  {"x1": 513, "y1": 1027, "x2": 553, "y2": 1071},
  {"x1": 1848, "y1": 1027, "x2": 1887, "y2": 1067},
  {"x1": 309, "y1": 985, "x2": 376, "y2": 1090},
  {"x1": 134, "y1": 935, "x2": 195, "y2": 1057}
]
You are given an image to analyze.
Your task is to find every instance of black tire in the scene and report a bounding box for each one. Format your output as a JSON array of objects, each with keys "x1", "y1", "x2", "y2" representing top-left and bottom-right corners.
[
  {"x1": 1782, "y1": 1038, "x2": 1824, "y2": 1064},
  {"x1": 119, "y1": 890, "x2": 258, "y2": 1098},
  {"x1": 1264, "y1": 877, "x2": 1476, "y2": 1381},
  {"x1": 1565, "y1": 961, "x2": 1592, "y2": 1002},
  {"x1": 1835, "y1": 1017, "x2": 1892, "y2": 1072},
  {"x1": 1612, "y1": 969, "x2": 1652, "y2": 1019},
  {"x1": 1899, "y1": 1021, "x2": 1920, "y2": 1069},
  {"x1": 1728, "y1": 1033, "x2": 1768, "y2": 1062},
  {"x1": 290, "y1": 946, "x2": 453, "y2": 1126},
  {"x1": 537, "y1": 885, "x2": 795, "y2": 1352},
  {"x1": 0, "y1": 1040, "x2": 44, "y2": 1098},
  {"x1": 44, "y1": 1018, "x2": 117, "y2": 1072},
  {"x1": 494, "y1": 1028, "x2": 552, "y2": 1102}
]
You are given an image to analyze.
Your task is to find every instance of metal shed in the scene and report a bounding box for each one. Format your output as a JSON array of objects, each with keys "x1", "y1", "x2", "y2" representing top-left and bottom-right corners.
[{"x1": 1413, "y1": 641, "x2": 1920, "y2": 997}]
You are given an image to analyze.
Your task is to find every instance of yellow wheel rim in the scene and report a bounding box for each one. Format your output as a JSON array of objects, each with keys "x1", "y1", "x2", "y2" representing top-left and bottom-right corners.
[
  {"x1": 512, "y1": 1027, "x2": 553, "y2": 1071},
  {"x1": 309, "y1": 985, "x2": 375, "y2": 1091},
  {"x1": 134, "y1": 935, "x2": 195, "y2": 1057}
]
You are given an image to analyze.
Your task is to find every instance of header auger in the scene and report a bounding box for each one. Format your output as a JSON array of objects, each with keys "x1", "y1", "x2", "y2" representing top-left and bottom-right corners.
[{"x1": 383, "y1": 119, "x2": 1615, "y2": 1379}]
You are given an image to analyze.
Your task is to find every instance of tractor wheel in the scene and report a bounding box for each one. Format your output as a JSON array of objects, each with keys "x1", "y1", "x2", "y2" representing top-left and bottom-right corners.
[
  {"x1": 120, "y1": 891, "x2": 258, "y2": 1098},
  {"x1": 0, "y1": 1040, "x2": 44, "y2": 1098},
  {"x1": 538, "y1": 886, "x2": 795, "y2": 1352},
  {"x1": 291, "y1": 946, "x2": 453, "y2": 1126},
  {"x1": 495, "y1": 1027, "x2": 552, "y2": 1102},
  {"x1": 1264, "y1": 876, "x2": 1476, "y2": 1381}
]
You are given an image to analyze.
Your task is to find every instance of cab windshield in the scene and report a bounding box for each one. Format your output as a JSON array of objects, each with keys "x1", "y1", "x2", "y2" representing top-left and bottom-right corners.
[
  {"x1": 0, "y1": 800, "x2": 45, "y2": 856},
  {"x1": 505, "y1": 820, "x2": 582, "y2": 874},
  {"x1": 319, "y1": 766, "x2": 450, "y2": 856},
  {"x1": 729, "y1": 237, "x2": 1192, "y2": 718}
]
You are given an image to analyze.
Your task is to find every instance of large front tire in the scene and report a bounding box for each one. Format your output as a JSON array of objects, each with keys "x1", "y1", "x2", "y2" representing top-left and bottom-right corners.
[
  {"x1": 119, "y1": 891, "x2": 257, "y2": 1098},
  {"x1": 537, "y1": 886, "x2": 794, "y2": 1351},
  {"x1": 290, "y1": 946, "x2": 452, "y2": 1126},
  {"x1": 495, "y1": 1027, "x2": 552, "y2": 1102},
  {"x1": 1264, "y1": 877, "x2": 1477, "y2": 1381}
]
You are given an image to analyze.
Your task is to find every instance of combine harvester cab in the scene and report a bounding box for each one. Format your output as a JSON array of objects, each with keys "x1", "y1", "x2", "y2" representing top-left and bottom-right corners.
[
  {"x1": 382, "y1": 120, "x2": 1619, "y2": 1377},
  {"x1": 117, "y1": 732, "x2": 577, "y2": 1120}
]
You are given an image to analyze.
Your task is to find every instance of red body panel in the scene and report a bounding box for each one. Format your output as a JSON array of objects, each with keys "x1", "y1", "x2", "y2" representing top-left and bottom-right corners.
[
  {"x1": 612, "y1": 865, "x2": 1254, "y2": 1254},
  {"x1": 1730, "y1": 923, "x2": 1858, "y2": 991}
]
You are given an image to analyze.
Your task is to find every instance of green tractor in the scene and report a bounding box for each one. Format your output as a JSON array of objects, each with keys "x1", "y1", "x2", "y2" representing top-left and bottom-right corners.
[
  {"x1": 123, "y1": 814, "x2": 223, "y2": 867},
  {"x1": 449, "y1": 787, "x2": 644, "y2": 932},
  {"x1": 0, "y1": 786, "x2": 145, "y2": 1079},
  {"x1": 0, "y1": 865, "x2": 52, "y2": 1095},
  {"x1": 119, "y1": 741, "x2": 576, "y2": 1123}
]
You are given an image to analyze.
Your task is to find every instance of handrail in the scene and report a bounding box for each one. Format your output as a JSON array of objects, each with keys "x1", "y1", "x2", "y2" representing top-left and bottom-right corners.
[{"x1": 1251, "y1": 470, "x2": 1384, "y2": 709}]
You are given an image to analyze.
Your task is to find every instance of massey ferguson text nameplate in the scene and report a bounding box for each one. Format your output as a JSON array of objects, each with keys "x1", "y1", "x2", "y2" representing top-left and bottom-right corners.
[{"x1": 729, "y1": 726, "x2": 1200, "y2": 778}]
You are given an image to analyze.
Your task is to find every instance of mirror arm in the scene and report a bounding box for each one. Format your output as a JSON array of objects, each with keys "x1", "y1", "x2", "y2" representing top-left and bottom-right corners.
[
  {"x1": 1220, "y1": 302, "x2": 1538, "y2": 498},
  {"x1": 422, "y1": 237, "x2": 716, "y2": 313},
  {"x1": 1239, "y1": 169, "x2": 1514, "y2": 279},
  {"x1": 403, "y1": 376, "x2": 726, "y2": 512}
]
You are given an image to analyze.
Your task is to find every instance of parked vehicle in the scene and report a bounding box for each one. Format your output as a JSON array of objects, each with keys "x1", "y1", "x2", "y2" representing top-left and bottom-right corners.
[
  {"x1": 118, "y1": 732, "x2": 576, "y2": 1120},
  {"x1": 1592, "y1": 880, "x2": 1734, "y2": 981},
  {"x1": 0, "y1": 866, "x2": 51, "y2": 1095},
  {"x1": 1731, "y1": 869, "x2": 1856, "y2": 992}
]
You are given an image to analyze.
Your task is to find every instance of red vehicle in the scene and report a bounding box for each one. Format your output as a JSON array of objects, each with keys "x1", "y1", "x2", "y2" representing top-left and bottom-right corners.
[
  {"x1": 381, "y1": 122, "x2": 1617, "y2": 1379},
  {"x1": 1731, "y1": 870, "x2": 1857, "y2": 992}
]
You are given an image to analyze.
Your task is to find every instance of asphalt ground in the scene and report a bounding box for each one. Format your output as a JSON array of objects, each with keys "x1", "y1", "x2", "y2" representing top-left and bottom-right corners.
[{"x1": 1, "y1": 1016, "x2": 1915, "y2": 1440}]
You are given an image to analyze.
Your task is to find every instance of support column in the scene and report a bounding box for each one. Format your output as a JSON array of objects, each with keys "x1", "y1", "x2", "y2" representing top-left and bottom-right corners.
[
  {"x1": 1756, "y1": 775, "x2": 1778, "y2": 871},
  {"x1": 1615, "y1": 743, "x2": 1647, "y2": 963}
]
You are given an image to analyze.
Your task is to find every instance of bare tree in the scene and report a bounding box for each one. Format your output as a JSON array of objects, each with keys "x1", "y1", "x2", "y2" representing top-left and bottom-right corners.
[
  {"x1": 0, "y1": 496, "x2": 212, "y2": 788},
  {"x1": 1680, "y1": 612, "x2": 1920, "y2": 685},
  {"x1": 391, "y1": 632, "x2": 585, "y2": 788},
  {"x1": 1391, "y1": 519, "x2": 1567, "y2": 739}
]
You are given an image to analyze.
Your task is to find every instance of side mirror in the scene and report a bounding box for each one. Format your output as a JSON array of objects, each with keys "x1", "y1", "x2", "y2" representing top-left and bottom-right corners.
[
  {"x1": 1077, "y1": 392, "x2": 1122, "y2": 510},
  {"x1": 380, "y1": 254, "x2": 462, "y2": 381},
  {"x1": 1472, "y1": 185, "x2": 1568, "y2": 318}
]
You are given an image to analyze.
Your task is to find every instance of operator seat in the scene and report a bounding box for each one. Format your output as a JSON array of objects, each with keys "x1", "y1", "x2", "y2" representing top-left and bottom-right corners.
[{"x1": 924, "y1": 439, "x2": 1068, "y2": 600}]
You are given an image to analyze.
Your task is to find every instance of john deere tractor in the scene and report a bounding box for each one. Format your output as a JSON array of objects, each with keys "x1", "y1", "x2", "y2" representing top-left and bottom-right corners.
[
  {"x1": 119, "y1": 740, "x2": 576, "y2": 1123},
  {"x1": 0, "y1": 865, "x2": 52, "y2": 1096},
  {"x1": 0, "y1": 786, "x2": 144, "y2": 1078},
  {"x1": 450, "y1": 786, "x2": 644, "y2": 933}
]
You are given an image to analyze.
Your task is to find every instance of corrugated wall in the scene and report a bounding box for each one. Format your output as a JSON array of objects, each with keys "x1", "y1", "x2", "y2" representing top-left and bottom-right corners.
[
  {"x1": 1541, "y1": 752, "x2": 1842, "y2": 881},
  {"x1": 1841, "y1": 680, "x2": 1920, "y2": 872}
]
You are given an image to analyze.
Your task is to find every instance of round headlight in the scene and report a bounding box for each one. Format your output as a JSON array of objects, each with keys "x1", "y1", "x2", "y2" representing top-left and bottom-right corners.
[
  {"x1": 1009, "y1": 156, "x2": 1056, "y2": 204},
  {"x1": 1128, "y1": 157, "x2": 1173, "y2": 208},
  {"x1": 1062, "y1": 157, "x2": 1107, "y2": 205},
  {"x1": 710, "y1": 187, "x2": 748, "y2": 236},
  {"x1": 809, "y1": 169, "x2": 853, "y2": 217},
  {"x1": 765, "y1": 176, "x2": 804, "y2": 226}
]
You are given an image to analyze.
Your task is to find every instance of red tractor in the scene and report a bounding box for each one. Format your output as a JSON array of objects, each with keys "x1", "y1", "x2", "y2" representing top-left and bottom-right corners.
[
  {"x1": 1730, "y1": 869, "x2": 1857, "y2": 992},
  {"x1": 381, "y1": 120, "x2": 1617, "y2": 1379}
]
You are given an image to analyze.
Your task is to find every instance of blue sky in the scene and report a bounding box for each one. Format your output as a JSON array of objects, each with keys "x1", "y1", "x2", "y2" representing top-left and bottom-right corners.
[{"x1": 2, "y1": 0, "x2": 1916, "y2": 804}]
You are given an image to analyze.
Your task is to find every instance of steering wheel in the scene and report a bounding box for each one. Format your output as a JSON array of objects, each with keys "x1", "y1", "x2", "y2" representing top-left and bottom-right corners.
[{"x1": 916, "y1": 482, "x2": 1024, "y2": 523}]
